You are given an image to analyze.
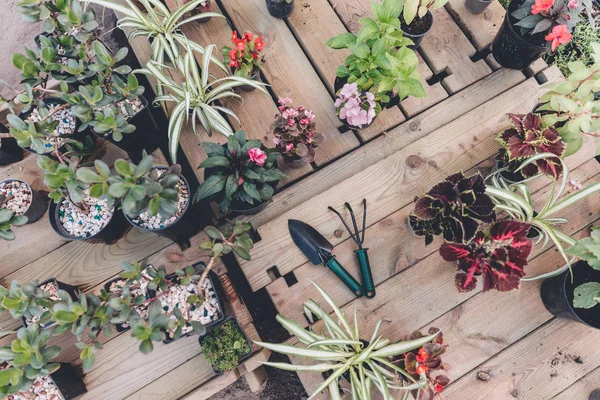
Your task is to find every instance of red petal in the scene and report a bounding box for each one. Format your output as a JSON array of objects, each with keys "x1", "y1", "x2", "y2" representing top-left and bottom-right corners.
[{"x1": 439, "y1": 243, "x2": 470, "y2": 261}]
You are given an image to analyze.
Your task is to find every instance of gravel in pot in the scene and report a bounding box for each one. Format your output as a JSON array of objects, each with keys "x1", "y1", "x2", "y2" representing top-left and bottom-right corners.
[
  {"x1": 0, "y1": 179, "x2": 48, "y2": 224},
  {"x1": 104, "y1": 272, "x2": 153, "y2": 332},
  {"x1": 22, "y1": 278, "x2": 79, "y2": 329}
]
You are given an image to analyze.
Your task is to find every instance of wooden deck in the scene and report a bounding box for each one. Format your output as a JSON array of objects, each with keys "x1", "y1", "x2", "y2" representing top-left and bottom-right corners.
[{"x1": 2, "y1": 0, "x2": 600, "y2": 399}]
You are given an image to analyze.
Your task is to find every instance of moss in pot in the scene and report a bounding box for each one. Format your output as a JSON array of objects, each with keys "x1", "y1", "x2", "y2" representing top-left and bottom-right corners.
[
  {"x1": 194, "y1": 131, "x2": 286, "y2": 216},
  {"x1": 199, "y1": 317, "x2": 252, "y2": 374},
  {"x1": 222, "y1": 31, "x2": 266, "y2": 92}
]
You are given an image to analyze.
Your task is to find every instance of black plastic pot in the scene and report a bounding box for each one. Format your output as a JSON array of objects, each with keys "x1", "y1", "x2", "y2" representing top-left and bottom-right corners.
[
  {"x1": 124, "y1": 168, "x2": 200, "y2": 250},
  {"x1": 541, "y1": 261, "x2": 600, "y2": 329},
  {"x1": 198, "y1": 316, "x2": 253, "y2": 375},
  {"x1": 491, "y1": 0, "x2": 549, "y2": 70},
  {"x1": 0, "y1": 179, "x2": 48, "y2": 224},
  {"x1": 49, "y1": 199, "x2": 129, "y2": 244},
  {"x1": 50, "y1": 363, "x2": 88, "y2": 399},
  {"x1": 465, "y1": 0, "x2": 493, "y2": 14},
  {"x1": 281, "y1": 155, "x2": 306, "y2": 169},
  {"x1": 94, "y1": 96, "x2": 161, "y2": 163},
  {"x1": 162, "y1": 261, "x2": 227, "y2": 344},
  {"x1": 0, "y1": 123, "x2": 23, "y2": 166},
  {"x1": 266, "y1": 0, "x2": 295, "y2": 19},
  {"x1": 400, "y1": 11, "x2": 433, "y2": 49},
  {"x1": 22, "y1": 278, "x2": 79, "y2": 329},
  {"x1": 104, "y1": 277, "x2": 154, "y2": 333}
]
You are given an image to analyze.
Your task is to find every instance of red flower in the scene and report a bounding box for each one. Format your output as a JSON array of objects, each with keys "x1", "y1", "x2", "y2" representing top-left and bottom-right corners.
[
  {"x1": 416, "y1": 348, "x2": 429, "y2": 363},
  {"x1": 244, "y1": 31, "x2": 254, "y2": 42},
  {"x1": 255, "y1": 35, "x2": 265, "y2": 51},
  {"x1": 231, "y1": 30, "x2": 238, "y2": 41},
  {"x1": 248, "y1": 147, "x2": 267, "y2": 166},
  {"x1": 229, "y1": 49, "x2": 238, "y2": 61},
  {"x1": 531, "y1": 0, "x2": 553, "y2": 14},
  {"x1": 238, "y1": 177, "x2": 244, "y2": 185},
  {"x1": 435, "y1": 384, "x2": 444, "y2": 393},
  {"x1": 545, "y1": 24, "x2": 572, "y2": 51},
  {"x1": 234, "y1": 39, "x2": 246, "y2": 51},
  {"x1": 252, "y1": 52, "x2": 259, "y2": 60},
  {"x1": 229, "y1": 59, "x2": 239, "y2": 68},
  {"x1": 416, "y1": 365, "x2": 428, "y2": 375}
]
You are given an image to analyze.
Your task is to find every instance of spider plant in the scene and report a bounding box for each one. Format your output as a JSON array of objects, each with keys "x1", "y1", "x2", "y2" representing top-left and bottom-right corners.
[
  {"x1": 135, "y1": 44, "x2": 268, "y2": 162},
  {"x1": 255, "y1": 282, "x2": 440, "y2": 400},
  {"x1": 486, "y1": 153, "x2": 600, "y2": 280}
]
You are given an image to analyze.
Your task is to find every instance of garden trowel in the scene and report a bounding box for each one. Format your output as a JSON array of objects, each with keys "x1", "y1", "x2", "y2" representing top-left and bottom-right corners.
[{"x1": 288, "y1": 219, "x2": 364, "y2": 298}]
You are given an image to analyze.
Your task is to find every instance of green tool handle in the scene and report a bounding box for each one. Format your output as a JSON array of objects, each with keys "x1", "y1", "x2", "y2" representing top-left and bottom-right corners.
[
  {"x1": 325, "y1": 256, "x2": 364, "y2": 298},
  {"x1": 355, "y1": 248, "x2": 375, "y2": 298}
]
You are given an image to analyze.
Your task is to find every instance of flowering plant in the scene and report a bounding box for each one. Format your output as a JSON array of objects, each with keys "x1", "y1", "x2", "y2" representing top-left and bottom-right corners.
[
  {"x1": 392, "y1": 328, "x2": 450, "y2": 400},
  {"x1": 566, "y1": 227, "x2": 600, "y2": 309},
  {"x1": 193, "y1": 131, "x2": 286, "y2": 212},
  {"x1": 439, "y1": 220, "x2": 533, "y2": 292},
  {"x1": 511, "y1": 0, "x2": 586, "y2": 50},
  {"x1": 271, "y1": 97, "x2": 324, "y2": 163},
  {"x1": 409, "y1": 172, "x2": 496, "y2": 245},
  {"x1": 334, "y1": 83, "x2": 380, "y2": 128},
  {"x1": 496, "y1": 113, "x2": 566, "y2": 180},
  {"x1": 222, "y1": 30, "x2": 265, "y2": 79}
]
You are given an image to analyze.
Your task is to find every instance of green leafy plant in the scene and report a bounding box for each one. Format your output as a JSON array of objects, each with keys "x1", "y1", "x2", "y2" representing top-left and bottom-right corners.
[
  {"x1": 566, "y1": 227, "x2": 600, "y2": 309},
  {"x1": 193, "y1": 131, "x2": 286, "y2": 213},
  {"x1": 0, "y1": 205, "x2": 28, "y2": 241},
  {"x1": 200, "y1": 319, "x2": 250, "y2": 372},
  {"x1": 136, "y1": 46, "x2": 268, "y2": 162},
  {"x1": 325, "y1": 0, "x2": 425, "y2": 101},
  {"x1": 402, "y1": 0, "x2": 448, "y2": 26},
  {"x1": 256, "y1": 282, "x2": 442, "y2": 400},
  {"x1": 544, "y1": 20, "x2": 600, "y2": 77}
]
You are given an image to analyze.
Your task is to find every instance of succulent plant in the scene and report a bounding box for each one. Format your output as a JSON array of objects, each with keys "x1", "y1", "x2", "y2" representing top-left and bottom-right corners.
[
  {"x1": 194, "y1": 131, "x2": 286, "y2": 213},
  {"x1": 497, "y1": 113, "x2": 566, "y2": 179},
  {"x1": 0, "y1": 207, "x2": 28, "y2": 241},
  {"x1": 439, "y1": 220, "x2": 533, "y2": 292},
  {"x1": 410, "y1": 172, "x2": 496, "y2": 245}
]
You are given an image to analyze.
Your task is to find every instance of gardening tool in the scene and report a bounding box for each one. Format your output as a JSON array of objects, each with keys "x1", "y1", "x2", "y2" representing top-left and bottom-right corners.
[
  {"x1": 328, "y1": 199, "x2": 376, "y2": 298},
  {"x1": 288, "y1": 219, "x2": 364, "y2": 298}
]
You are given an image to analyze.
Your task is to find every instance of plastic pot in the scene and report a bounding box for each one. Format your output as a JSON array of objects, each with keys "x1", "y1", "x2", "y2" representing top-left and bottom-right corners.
[
  {"x1": 0, "y1": 123, "x2": 23, "y2": 166},
  {"x1": 49, "y1": 199, "x2": 129, "y2": 244},
  {"x1": 281, "y1": 155, "x2": 306, "y2": 169},
  {"x1": 94, "y1": 96, "x2": 161, "y2": 163},
  {"x1": 50, "y1": 363, "x2": 88, "y2": 399},
  {"x1": 0, "y1": 179, "x2": 48, "y2": 224},
  {"x1": 162, "y1": 261, "x2": 227, "y2": 344},
  {"x1": 232, "y1": 68, "x2": 261, "y2": 92},
  {"x1": 491, "y1": 0, "x2": 549, "y2": 70},
  {"x1": 400, "y1": 11, "x2": 433, "y2": 49},
  {"x1": 266, "y1": 0, "x2": 295, "y2": 19},
  {"x1": 22, "y1": 278, "x2": 79, "y2": 329},
  {"x1": 540, "y1": 260, "x2": 600, "y2": 329},
  {"x1": 124, "y1": 168, "x2": 200, "y2": 250},
  {"x1": 104, "y1": 277, "x2": 155, "y2": 333},
  {"x1": 198, "y1": 316, "x2": 253, "y2": 375},
  {"x1": 465, "y1": 0, "x2": 493, "y2": 14}
]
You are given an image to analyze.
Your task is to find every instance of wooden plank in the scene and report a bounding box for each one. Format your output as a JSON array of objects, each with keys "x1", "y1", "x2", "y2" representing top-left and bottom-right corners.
[
  {"x1": 244, "y1": 366, "x2": 268, "y2": 393},
  {"x1": 420, "y1": 7, "x2": 492, "y2": 93},
  {"x1": 182, "y1": 371, "x2": 239, "y2": 400},
  {"x1": 553, "y1": 366, "x2": 600, "y2": 399},
  {"x1": 241, "y1": 66, "x2": 558, "y2": 232},
  {"x1": 240, "y1": 67, "x2": 562, "y2": 292},
  {"x1": 218, "y1": 0, "x2": 360, "y2": 166},
  {"x1": 446, "y1": 0, "x2": 506, "y2": 51}
]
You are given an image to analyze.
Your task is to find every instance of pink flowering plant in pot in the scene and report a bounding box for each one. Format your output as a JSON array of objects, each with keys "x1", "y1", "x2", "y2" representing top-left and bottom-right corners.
[
  {"x1": 193, "y1": 131, "x2": 286, "y2": 213},
  {"x1": 271, "y1": 97, "x2": 325, "y2": 166},
  {"x1": 335, "y1": 83, "x2": 380, "y2": 129}
]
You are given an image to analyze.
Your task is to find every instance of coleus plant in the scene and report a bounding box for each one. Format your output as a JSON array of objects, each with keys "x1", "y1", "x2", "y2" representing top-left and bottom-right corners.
[
  {"x1": 271, "y1": 97, "x2": 324, "y2": 163},
  {"x1": 409, "y1": 172, "x2": 496, "y2": 245},
  {"x1": 222, "y1": 30, "x2": 266, "y2": 79},
  {"x1": 193, "y1": 131, "x2": 286, "y2": 213},
  {"x1": 439, "y1": 220, "x2": 534, "y2": 292},
  {"x1": 566, "y1": 226, "x2": 600, "y2": 309},
  {"x1": 497, "y1": 113, "x2": 566, "y2": 180},
  {"x1": 325, "y1": 0, "x2": 425, "y2": 101}
]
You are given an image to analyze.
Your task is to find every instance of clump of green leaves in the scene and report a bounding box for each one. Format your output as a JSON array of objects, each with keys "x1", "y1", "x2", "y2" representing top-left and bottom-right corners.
[
  {"x1": 0, "y1": 205, "x2": 28, "y2": 241},
  {"x1": 567, "y1": 226, "x2": 600, "y2": 309},
  {"x1": 201, "y1": 221, "x2": 255, "y2": 261},
  {"x1": 544, "y1": 21, "x2": 600, "y2": 77},
  {"x1": 325, "y1": 0, "x2": 425, "y2": 101},
  {"x1": 0, "y1": 280, "x2": 62, "y2": 324},
  {"x1": 200, "y1": 319, "x2": 250, "y2": 372}
]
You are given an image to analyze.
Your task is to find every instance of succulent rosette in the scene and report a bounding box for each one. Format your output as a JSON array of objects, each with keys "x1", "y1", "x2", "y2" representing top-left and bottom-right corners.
[
  {"x1": 497, "y1": 113, "x2": 566, "y2": 179},
  {"x1": 410, "y1": 172, "x2": 496, "y2": 245},
  {"x1": 439, "y1": 220, "x2": 533, "y2": 292}
]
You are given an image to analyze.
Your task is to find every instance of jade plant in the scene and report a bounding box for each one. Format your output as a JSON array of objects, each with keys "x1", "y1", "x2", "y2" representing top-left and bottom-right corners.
[
  {"x1": 194, "y1": 131, "x2": 286, "y2": 213},
  {"x1": 497, "y1": 113, "x2": 566, "y2": 180},
  {"x1": 200, "y1": 319, "x2": 251, "y2": 372},
  {"x1": 439, "y1": 220, "x2": 534, "y2": 292},
  {"x1": 409, "y1": 172, "x2": 496, "y2": 245},
  {"x1": 566, "y1": 226, "x2": 600, "y2": 309},
  {"x1": 325, "y1": 0, "x2": 425, "y2": 102},
  {"x1": 0, "y1": 205, "x2": 28, "y2": 241},
  {"x1": 256, "y1": 282, "x2": 444, "y2": 399}
]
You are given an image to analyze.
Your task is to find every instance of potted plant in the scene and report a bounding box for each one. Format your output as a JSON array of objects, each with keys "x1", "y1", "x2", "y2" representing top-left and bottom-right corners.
[
  {"x1": 255, "y1": 282, "x2": 446, "y2": 399},
  {"x1": 0, "y1": 178, "x2": 48, "y2": 225},
  {"x1": 495, "y1": 113, "x2": 567, "y2": 183},
  {"x1": 465, "y1": 0, "x2": 494, "y2": 14},
  {"x1": 325, "y1": 0, "x2": 425, "y2": 115},
  {"x1": 0, "y1": 123, "x2": 23, "y2": 166},
  {"x1": 199, "y1": 317, "x2": 252, "y2": 374},
  {"x1": 0, "y1": 207, "x2": 28, "y2": 242},
  {"x1": 491, "y1": 0, "x2": 585, "y2": 70},
  {"x1": 400, "y1": 0, "x2": 449, "y2": 48},
  {"x1": 408, "y1": 172, "x2": 496, "y2": 245},
  {"x1": 222, "y1": 30, "x2": 266, "y2": 91},
  {"x1": 541, "y1": 228, "x2": 600, "y2": 329},
  {"x1": 194, "y1": 131, "x2": 286, "y2": 215},
  {"x1": 137, "y1": 46, "x2": 268, "y2": 162},
  {"x1": 266, "y1": 0, "x2": 295, "y2": 19},
  {"x1": 271, "y1": 97, "x2": 324, "y2": 168}
]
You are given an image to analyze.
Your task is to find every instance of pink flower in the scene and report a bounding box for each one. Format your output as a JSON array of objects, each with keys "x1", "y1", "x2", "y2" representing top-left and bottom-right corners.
[
  {"x1": 531, "y1": 0, "x2": 553, "y2": 14},
  {"x1": 570, "y1": 179, "x2": 583, "y2": 190},
  {"x1": 273, "y1": 137, "x2": 280, "y2": 145},
  {"x1": 238, "y1": 177, "x2": 244, "y2": 185},
  {"x1": 340, "y1": 83, "x2": 358, "y2": 99},
  {"x1": 545, "y1": 24, "x2": 572, "y2": 51},
  {"x1": 282, "y1": 108, "x2": 299, "y2": 119},
  {"x1": 299, "y1": 118, "x2": 309, "y2": 125},
  {"x1": 278, "y1": 97, "x2": 293, "y2": 105},
  {"x1": 289, "y1": 119, "x2": 295, "y2": 125},
  {"x1": 337, "y1": 89, "x2": 376, "y2": 128},
  {"x1": 248, "y1": 147, "x2": 267, "y2": 166},
  {"x1": 567, "y1": 0, "x2": 578, "y2": 9},
  {"x1": 278, "y1": 106, "x2": 285, "y2": 111},
  {"x1": 304, "y1": 110, "x2": 315, "y2": 121},
  {"x1": 286, "y1": 143, "x2": 294, "y2": 151}
]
